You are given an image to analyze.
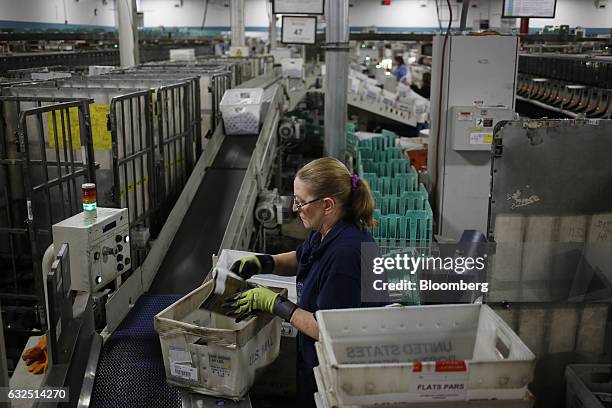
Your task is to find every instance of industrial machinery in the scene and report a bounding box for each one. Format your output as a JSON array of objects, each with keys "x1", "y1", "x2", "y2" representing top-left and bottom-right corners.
[
  {"x1": 254, "y1": 189, "x2": 293, "y2": 229},
  {"x1": 1, "y1": 48, "x2": 284, "y2": 406},
  {"x1": 516, "y1": 54, "x2": 612, "y2": 119},
  {"x1": 429, "y1": 34, "x2": 518, "y2": 240},
  {"x1": 278, "y1": 116, "x2": 306, "y2": 144},
  {"x1": 52, "y1": 208, "x2": 131, "y2": 293}
]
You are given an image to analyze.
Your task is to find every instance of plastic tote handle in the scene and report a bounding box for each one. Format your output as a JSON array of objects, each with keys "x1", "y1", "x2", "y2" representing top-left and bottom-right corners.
[{"x1": 495, "y1": 327, "x2": 512, "y2": 359}]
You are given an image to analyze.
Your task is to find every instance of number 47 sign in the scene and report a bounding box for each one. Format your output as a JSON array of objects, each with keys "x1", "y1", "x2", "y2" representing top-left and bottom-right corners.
[{"x1": 281, "y1": 16, "x2": 317, "y2": 45}]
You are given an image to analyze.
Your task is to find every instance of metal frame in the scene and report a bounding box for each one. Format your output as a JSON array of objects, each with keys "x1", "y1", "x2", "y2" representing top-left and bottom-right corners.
[
  {"x1": 210, "y1": 72, "x2": 232, "y2": 132},
  {"x1": 0, "y1": 96, "x2": 95, "y2": 329},
  {"x1": 4, "y1": 78, "x2": 205, "y2": 247},
  {"x1": 58, "y1": 74, "x2": 204, "y2": 162},
  {"x1": 92, "y1": 69, "x2": 230, "y2": 147},
  {"x1": 4, "y1": 84, "x2": 164, "y2": 242},
  {"x1": 0, "y1": 299, "x2": 8, "y2": 392},
  {"x1": 155, "y1": 81, "x2": 197, "y2": 219},
  {"x1": 197, "y1": 56, "x2": 273, "y2": 85},
  {"x1": 109, "y1": 89, "x2": 156, "y2": 227}
]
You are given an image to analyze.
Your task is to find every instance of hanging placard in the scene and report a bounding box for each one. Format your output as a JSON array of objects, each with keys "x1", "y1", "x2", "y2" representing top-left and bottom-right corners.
[
  {"x1": 273, "y1": 0, "x2": 324, "y2": 15},
  {"x1": 281, "y1": 16, "x2": 317, "y2": 45}
]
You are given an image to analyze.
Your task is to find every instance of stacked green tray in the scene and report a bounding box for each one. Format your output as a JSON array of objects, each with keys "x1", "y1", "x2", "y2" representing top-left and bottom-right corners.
[{"x1": 355, "y1": 130, "x2": 431, "y2": 305}]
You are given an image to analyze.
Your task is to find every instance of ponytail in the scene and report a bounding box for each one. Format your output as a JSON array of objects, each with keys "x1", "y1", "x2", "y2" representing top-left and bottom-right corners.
[{"x1": 348, "y1": 175, "x2": 377, "y2": 229}]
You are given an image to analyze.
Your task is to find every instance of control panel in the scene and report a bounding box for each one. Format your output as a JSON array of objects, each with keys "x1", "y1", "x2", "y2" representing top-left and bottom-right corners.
[
  {"x1": 52, "y1": 208, "x2": 131, "y2": 292},
  {"x1": 450, "y1": 106, "x2": 514, "y2": 151}
]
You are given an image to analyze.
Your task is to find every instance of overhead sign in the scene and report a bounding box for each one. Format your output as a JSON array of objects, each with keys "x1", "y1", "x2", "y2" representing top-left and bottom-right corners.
[
  {"x1": 281, "y1": 16, "x2": 317, "y2": 45},
  {"x1": 502, "y1": 0, "x2": 557, "y2": 18},
  {"x1": 273, "y1": 0, "x2": 324, "y2": 15}
]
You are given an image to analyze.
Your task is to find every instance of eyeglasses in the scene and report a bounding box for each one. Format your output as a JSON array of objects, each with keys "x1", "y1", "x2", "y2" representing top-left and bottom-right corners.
[{"x1": 292, "y1": 195, "x2": 321, "y2": 210}]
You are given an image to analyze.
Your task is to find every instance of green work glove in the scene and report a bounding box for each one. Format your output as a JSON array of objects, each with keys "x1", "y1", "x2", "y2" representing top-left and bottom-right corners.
[
  {"x1": 229, "y1": 254, "x2": 274, "y2": 279},
  {"x1": 223, "y1": 286, "x2": 298, "y2": 323}
]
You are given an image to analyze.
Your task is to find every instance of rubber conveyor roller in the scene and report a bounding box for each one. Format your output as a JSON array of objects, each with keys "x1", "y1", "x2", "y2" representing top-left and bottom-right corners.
[{"x1": 90, "y1": 104, "x2": 269, "y2": 407}]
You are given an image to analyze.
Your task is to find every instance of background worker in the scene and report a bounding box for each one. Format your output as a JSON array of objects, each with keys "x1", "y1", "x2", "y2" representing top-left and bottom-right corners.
[{"x1": 393, "y1": 55, "x2": 412, "y2": 86}]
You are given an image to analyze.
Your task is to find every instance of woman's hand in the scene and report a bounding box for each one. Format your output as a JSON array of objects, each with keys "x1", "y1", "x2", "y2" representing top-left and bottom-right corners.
[
  {"x1": 223, "y1": 286, "x2": 298, "y2": 323},
  {"x1": 223, "y1": 286, "x2": 279, "y2": 322},
  {"x1": 229, "y1": 254, "x2": 274, "y2": 279}
]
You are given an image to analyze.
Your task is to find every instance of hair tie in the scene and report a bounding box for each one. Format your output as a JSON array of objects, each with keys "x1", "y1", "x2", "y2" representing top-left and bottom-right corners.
[{"x1": 351, "y1": 174, "x2": 360, "y2": 189}]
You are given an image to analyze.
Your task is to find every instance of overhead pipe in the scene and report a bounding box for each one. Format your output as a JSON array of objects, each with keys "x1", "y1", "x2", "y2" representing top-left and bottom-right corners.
[
  {"x1": 459, "y1": 0, "x2": 471, "y2": 31},
  {"x1": 116, "y1": 0, "x2": 139, "y2": 68},
  {"x1": 324, "y1": 0, "x2": 350, "y2": 161}
]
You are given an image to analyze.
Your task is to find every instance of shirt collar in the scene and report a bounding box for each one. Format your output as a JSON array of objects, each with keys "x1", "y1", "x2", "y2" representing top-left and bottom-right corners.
[{"x1": 310, "y1": 218, "x2": 351, "y2": 255}]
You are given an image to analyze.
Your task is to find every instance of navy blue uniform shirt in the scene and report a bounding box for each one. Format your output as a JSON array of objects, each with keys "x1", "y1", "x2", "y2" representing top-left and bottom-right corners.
[{"x1": 294, "y1": 218, "x2": 378, "y2": 407}]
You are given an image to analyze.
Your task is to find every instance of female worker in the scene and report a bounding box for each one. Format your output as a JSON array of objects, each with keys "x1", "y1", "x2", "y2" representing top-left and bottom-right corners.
[
  {"x1": 393, "y1": 55, "x2": 412, "y2": 86},
  {"x1": 224, "y1": 157, "x2": 379, "y2": 408}
]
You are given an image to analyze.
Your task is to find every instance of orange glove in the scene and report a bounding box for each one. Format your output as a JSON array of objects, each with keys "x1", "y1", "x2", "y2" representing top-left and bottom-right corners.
[
  {"x1": 22, "y1": 335, "x2": 48, "y2": 375},
  {"x1": 27, "y1": 348, "x2": 48, "y2": 374}
]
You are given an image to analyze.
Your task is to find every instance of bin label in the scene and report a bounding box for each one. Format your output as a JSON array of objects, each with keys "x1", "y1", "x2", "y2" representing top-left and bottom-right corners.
[
  {"x1": 170, "y1": 362, "x2": 198, "y2": 382},
  {"x1": 435, "y1": 360, "x2": 467, "y2": 372},
  {"x1": 169, "y1": 347, "x2": 192, "y2": 365},
  {"x1": 209, "y1": 354, "x2": 232, "y2": 378},
  {"x1": 410, "y1": 372, "x2": 468, "y2": 401},
  {"x1": 408, "y1": 361, "x2": 468, "y2": 401},
  {"x1": 470, "y1": 132, "x2": 493, "y2": 145},
  {"x1": 169, "y1": 346, "x2": 198, "y2": 382}
]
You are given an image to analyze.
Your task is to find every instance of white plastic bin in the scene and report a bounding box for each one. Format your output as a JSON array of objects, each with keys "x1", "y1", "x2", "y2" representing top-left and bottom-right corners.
[
  {"x1": 315, "y1": 304, "x2": 535, "y2": 406},
  {"x1": 314, "y1": 362, "x2": 534, "y2": 408},
  {"x1": 566, "y1": 364, "x2": 612, "y2": 408},
  {"x1": 363, "y1": 84, "x2": 382, "y2": 102},
  {"x1": 281, "y1": 58, "x2": 304, "y2": 79},
  {"x1": 88, "y1": 65, "x2": 116, "y2": 76},
  {"x1": 154, "y1": 279, "x2": 284, "y2": 399},
  {"x1": 270, "y1": 47, "x2": 292, "y2": 62},
  {"x1": 219, "y1": 88, "x2": 264, "y2": 135},
  {"x1": 170, "y1": 48, "x2": 196, "y2": 61},
  {"x1": 349, "y1": 77, "x2": 363, "y2": 94},
  {"x1": 381, "y1": 89, "x2": 397, "y2": 107}
]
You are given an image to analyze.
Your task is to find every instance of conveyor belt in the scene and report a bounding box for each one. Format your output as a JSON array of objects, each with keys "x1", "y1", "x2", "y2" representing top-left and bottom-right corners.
[
  {"x1": 149, "y1": 132, "x2": 259, "y2": 294},
  {"x1": 91, "y1": 102, "x2": 268, "y2": 406},
  {"x1": 90, "y1": 294, "x2": 182, "y2": 408}
]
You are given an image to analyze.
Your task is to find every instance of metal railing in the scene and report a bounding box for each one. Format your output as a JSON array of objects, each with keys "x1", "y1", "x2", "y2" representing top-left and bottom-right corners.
[
  {"x1": 210, "y1": 72, "x2": 232, "y2": 132},
  {"x1": 109, "y1": 90, "x2": 156, "y2": 227},
  {"x1": 0, "y1": 61, "x2": 237, "y2": 290},
  {"x1": 155, "y1": 82, "x2": 196, "y2": 220},
  {"x1": 196, "y1": 56, "x2": 273, "y2": 86},
  {"x1": 0, "y1": 96, "x2": 95, "y2": 323}
]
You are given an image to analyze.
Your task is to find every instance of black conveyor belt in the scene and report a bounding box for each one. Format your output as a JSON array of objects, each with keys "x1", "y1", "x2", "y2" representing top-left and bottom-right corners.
[
  {"x1": 149, "y1": 133, "x2": 259, "y2": 294},
  {"x1": 91, "y1": 101, "x2": 268, "y2": 406},
  {"x1": 91, "y1": 294, "x2": 182, "y2": 408}
]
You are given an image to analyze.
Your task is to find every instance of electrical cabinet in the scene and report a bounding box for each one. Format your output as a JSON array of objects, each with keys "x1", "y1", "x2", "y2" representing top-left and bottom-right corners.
[{"x1": 52, "y1": 208, "x2": 131, "y2": 292}]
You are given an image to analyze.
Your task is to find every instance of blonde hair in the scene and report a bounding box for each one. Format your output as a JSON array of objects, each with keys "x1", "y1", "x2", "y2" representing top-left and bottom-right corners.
[{"x1": 296, "y1": 157, "x2": 377, "y2": 229}]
